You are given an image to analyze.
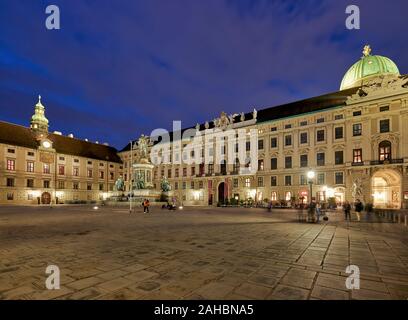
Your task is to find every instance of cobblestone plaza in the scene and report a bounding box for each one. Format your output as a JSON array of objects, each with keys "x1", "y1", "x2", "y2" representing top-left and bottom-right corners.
[{"x1": 1, "y1": 206, "x2": 407, "y2": 300}]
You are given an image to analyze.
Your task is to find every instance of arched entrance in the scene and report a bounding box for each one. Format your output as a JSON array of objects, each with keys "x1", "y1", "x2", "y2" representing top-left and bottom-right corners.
[
  {"x1": 371, "y1": 169, "x2": 401, "y2": 209},
  {"x1": 218, "y1": 182, "x2": 225, "y2": 204},
  {"x1": 41, "y1": 192, "x2": 51, "y2": 204}
]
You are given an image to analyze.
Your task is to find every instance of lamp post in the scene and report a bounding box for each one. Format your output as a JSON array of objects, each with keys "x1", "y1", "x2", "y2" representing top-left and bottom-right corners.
[{"x1": 307, "y1": 170, "x2": 315, "y2": 206}]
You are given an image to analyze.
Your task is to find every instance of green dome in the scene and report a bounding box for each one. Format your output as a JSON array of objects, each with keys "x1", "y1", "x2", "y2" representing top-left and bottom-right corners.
[{"x1": 340, "y1": 46, "x2": 400, "y2": 90}]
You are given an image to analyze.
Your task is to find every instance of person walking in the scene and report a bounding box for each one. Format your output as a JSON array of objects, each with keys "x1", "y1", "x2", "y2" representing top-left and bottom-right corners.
[
  {"x1": 142, "y1": 199, "x2": 147, "y2": 213},
  {"x1": 354, "y1": 199, "x2": 363, "y2": 222},
  {"x1": 343, "y1": 201, "x2": 351, "y2": 221}
]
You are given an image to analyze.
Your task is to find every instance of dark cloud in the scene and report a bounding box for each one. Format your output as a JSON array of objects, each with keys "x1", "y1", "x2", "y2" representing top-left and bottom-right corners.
[{"x1": 0, "y1": 0, "x2": 407, "y2": 149}]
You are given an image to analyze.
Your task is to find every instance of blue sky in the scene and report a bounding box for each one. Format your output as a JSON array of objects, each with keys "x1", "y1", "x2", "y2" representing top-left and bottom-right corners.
[{"x1": 0, "y1": 0, "x2": 407, "y2": 148}]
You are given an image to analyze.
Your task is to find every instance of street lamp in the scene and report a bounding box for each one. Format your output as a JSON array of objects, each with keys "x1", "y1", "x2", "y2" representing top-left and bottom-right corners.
[{"x1": 307, "y1": 170, "x2": 315, "y2": 206}]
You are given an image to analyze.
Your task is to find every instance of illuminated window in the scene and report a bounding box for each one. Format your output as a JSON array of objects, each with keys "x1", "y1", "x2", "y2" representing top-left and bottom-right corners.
[
  {"x1": 271, "y1": 191, "x2": 277, "y2": 201},
  {"x1": 43, "y1": 163, "x2": 50, "y2": 174},
  {"x1": 353, "y1": 149, "x2": 362, "y2": 163},
  {"x1": 285, "y1": 191, "x2": 292, "y2": 201},
  {"x1": 379, "y1": 141, "x2": 391, "y2": 161},
  {"x1": 73, "y1": 167, "x2": 79, "y2": 176},
  {"x1": 27, "y1": 161, "x2": 34, "y2": 172},
  {"x1": 58, "y1": 165, "x2": 65, "y2": 175},
  {"x1": 245, "y1": 178, "x2": 251, "y2": 188},
  {"x1": 7, "y1": 159, "x2": 15, "y2": 171},
  {"x1": 87, "y1": 169, "x2": 93, "y2": 178}
]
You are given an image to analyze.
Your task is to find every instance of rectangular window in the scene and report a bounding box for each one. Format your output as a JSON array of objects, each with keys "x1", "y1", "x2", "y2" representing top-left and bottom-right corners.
[
  {"x1": 110, "y1": 172, "x2": 114, "y2": 180},
  {"x1": 300, "y1": 154, "x2": 308, "y2": 168},
  {"x1": 175, "y1": 168, "x2": 179, "y2": 177},
  {"x1": 379, "y1": 105, "x2": 389, "y2": 112},
  {"x1": 208, "y1": 164, "x2": 214, "y2": 175},
  {"x1": 257, "y1": 177, "x2": 264, "y2": 187},
  {"x1": 87, "y1": 169, "x2": 93, "y2": 178},
  {"x1": 300, "y1": 175, "x2": 307, "y2": 185},
  {"x1": 246, "y1": 141, "x2": 251, "y2": 151},
  {"x1": 199, "y1": 181, "x2": 204, "y2": 189},
  {"x1": 270, "y1": 158, "x2": 277, "y2": 170},
  {"x1": 44, "y1": 180, "x2": 50, "y2": 188},
  {"x1": 353, "y1": 123, "x2": 362, "y2": 136},
  {"x1": 285, "y1": 124, "x2": 292, "y2": 129},
  {"x1": 284, "y1": 135, "x2": 292, "y2": 146},
  {"x1": 191, "y1": 167, "x2": 195, "y2": 176},
  {"x1": 270, "y1": 137, "x2": 277, "y2": 148},
  {"x1": 271, "y1": 127, "x2": 277, "y2": 132},
  {"x1": 182, "y1": 182, "x2": 186, "y2": 189},
  {"x1": 335, "y1": 151, "x2": 344, "y2": 165},
  {"x1": 73, "y1": 182, "x2": 79, "y2": 190},
  {"x1": 6, "y1": 178, "x2": 14, "y2": 187},
  {"x1": 353, "y1": 110, "x2": 362, "y2": 117},
  {"x1": 258, "y1": 159, "x2": 264, "y2": 171},
  {"x1": 300, "y1": 120, "x2": 307, "y2": 126},
  {"x1": 334, "y1": 114, "x2": 343, "y2": 120},
  {"x1": 270, "y1": 176, "x2": 277, "y2": 186},
  {"x1": 316, "y1": 129, "x2": 325, "y2": 142},
  {"x1": 27, "y1": 179, "x2": 34, "y2": 188},
  {"x1": 27, "y1": 151, "x2": 35, "y2": 156},
  {"x1": 27, "y1": 161, "x2": 34, "y2": 172},
  {"x1": 258, "y1": 139, "x2": 264, "y2": 150},
  {"x1": 300, "y1": 132, "x2": 308, "y2": 144},
  {"x1": 245, "y1": 178, "x2": 251, "y2": 188},
  {"x1": 7, "y1": 148, "x2": 15, "y2": 154},
  {"x1": 379, "y1": 119, "x2": 390, "y2": 133},
  {"x1": 316, "y1": 117, "x2": 324, "y2": 123},
  {"x1": 59, "y1": 156, "x2": 65, "y2": 161},
  {"x1": 335, "y1": 172, "x2": 344, "y2": 185},
  {"x1": 233, "y1": 178, "x2": 238, "y2": 188},
  {"x1": 183, "y1": 168, "x2": 187, "y2": 177},
  {"x1": 174, "y1": 182, "x2": 179, "y2": 190},
  {"x1": 317, "y1": 152, "x2": 325, "y2": 166},
  {"x1": 58, "y1": 181, "x2": 65, "y2": 189},
  {"x1": 334, "y1": 127, "x2": 343, "y2": 139},
  {"x1": 74, "y1": 159, "x2": 79, "y2": 163},
  {"x1": 7, "y1": 193, "x2": 13, "y2": 200},
  {"x1": 87, "y1": 183, "x2": 92, "y2": 190},
  {"x1": 73, "y1": 167, "x2": 79, "y2": 176},
  {"x1": 58, "y1": 165, "x2": 65, "y2": 175},
  {"x1": 43, "y1": 163, "x2": 50, "y2": 174},
  {"x1": 99, "y1": 171, "x2": 104, "y2": 179},
  {"x1": 284, "y1": 175, "x2": 292, "y2": 186},
  {"x1": 317, "y1": 173, "x2": 325, "y2": 185},
  {"x1": 271, "y1": 191, "x2": 277, "y2": 201},
  {"x1": 353, "y1": 149, "x2": 362, "y2": 163},
  {"x1": 285, "y1": 156, "x2": 292, "y2": 169},
  {"x1": 7, "y1": 159, "x2": 15, "y2": 171},
  {"x1": 99, "y1": 183, "x2": 104, "y2": 191},
  {"x1": 190, "y1": 181, "x2": 195, "y2": 189}
]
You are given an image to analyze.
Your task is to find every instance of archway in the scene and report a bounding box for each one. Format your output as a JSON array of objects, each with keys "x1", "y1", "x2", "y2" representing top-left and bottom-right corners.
[
  {"x1": 41, "y1": 192, "x2": 51, "y2": 204},
  {"x1": 371, "y1": 169, "x2": 401, "y2": 209},
  {"x1": 218, "y1": 182, "x2": 226, "y2": 204}
]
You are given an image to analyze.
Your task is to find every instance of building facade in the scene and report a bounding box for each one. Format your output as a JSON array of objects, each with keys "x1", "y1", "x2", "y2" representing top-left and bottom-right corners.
[
  {"x1": 2, "y1": 46, "x2": 408, "y2": 208},
  {"x1": 0, "y1": 97, "x2": 123, "y2": 205},
  {"x1": 120, "y1": 46, "x2": 408, "y2": 209}
]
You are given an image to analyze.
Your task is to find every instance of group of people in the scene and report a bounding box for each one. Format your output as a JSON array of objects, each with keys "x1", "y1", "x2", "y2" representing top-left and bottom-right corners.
[{"x1": 342, "y1": 199, "x2": 364, "y2": 221}]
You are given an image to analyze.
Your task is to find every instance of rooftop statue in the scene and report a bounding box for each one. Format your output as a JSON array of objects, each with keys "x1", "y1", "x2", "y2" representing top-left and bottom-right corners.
[{"x1": 138, "y1": 134, "x2": 149, "y2": 160}]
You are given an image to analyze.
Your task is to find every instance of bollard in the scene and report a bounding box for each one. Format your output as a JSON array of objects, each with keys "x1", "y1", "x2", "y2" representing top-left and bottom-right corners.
[{"x1": 405, "y1": 215, "x2": 407, "y2": 227}]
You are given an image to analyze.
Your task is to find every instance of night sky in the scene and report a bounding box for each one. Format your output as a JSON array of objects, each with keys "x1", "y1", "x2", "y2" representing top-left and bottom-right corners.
[{"x1": 1, "y1": 0, "x2": 407, "y2": 149}]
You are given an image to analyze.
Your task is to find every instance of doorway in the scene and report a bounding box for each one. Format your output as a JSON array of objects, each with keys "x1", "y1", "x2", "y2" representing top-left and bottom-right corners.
[{"x1": 41, "y1": 192, "x2": 51, "y2": 204}]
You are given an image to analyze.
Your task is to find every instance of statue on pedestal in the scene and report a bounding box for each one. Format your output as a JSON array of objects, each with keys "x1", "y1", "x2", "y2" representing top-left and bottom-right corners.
[
  {"x1": 160, "y1": 176, "x2": 171, "y2": 192},
  {"x1": 114, "y1": 176, "x2": 125, "y2": 192}
]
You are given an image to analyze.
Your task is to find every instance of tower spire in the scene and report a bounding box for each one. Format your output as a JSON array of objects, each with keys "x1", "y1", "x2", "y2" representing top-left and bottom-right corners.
[{"x1": 30, "y1": 95, "x2": 49, "y2": 132}]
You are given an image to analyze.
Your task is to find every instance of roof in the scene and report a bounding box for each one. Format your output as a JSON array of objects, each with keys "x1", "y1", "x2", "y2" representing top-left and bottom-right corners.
[
  {"x1": 0, "y1": 121, "x2": 122, "y2": 163},
  {"x1": 119, "y1": 87, "x2": 359, "y2": 152}
]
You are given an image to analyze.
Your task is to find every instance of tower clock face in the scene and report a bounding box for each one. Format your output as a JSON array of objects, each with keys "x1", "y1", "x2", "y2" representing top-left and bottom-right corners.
[{"x1": 42, "y1": 140, "x2": 51, "y2": 149}]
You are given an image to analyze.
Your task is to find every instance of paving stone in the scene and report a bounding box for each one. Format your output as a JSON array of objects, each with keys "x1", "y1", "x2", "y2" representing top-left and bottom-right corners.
[
  {"x1": 311, "y1": 285, "x2": 349, "y2": 300},
  {"x1": 268, "y1": 285, "x2": 309, "y2": 300},
  {"x1": 234, "y1": 282, "x2": 271, "y2": 299}
]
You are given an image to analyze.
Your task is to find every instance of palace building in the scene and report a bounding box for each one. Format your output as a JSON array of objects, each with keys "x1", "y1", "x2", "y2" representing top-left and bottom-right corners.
[
  {"x1": 120, "y1": 46, "x2": 408, "y2": 209},
  {"x1": 0, "y1": 96, "x2": 123, "y2": 205},
  {"x1": 2, "y1": 46, "x2": 408, "y2": 208}
]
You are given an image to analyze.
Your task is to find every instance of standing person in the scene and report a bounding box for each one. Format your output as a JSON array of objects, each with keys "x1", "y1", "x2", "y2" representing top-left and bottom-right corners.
[
  {"x1": 142, "y1": 199, "x2": 147, "y2": 213},
  {"x1": 315, "y1": 202, "x2": 321, "y2": 222},
  {"x1": 343, "y1": 201, "x2": 351, "y2": 221},
  {"x1": 354, "y1": 199, "x2": 363, "y2": 222},
  {"x1": 145, "y1": 199, "x2": 150, "y2": 213}
]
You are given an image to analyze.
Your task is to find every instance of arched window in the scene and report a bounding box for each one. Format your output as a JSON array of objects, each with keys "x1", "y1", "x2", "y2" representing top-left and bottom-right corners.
[{"x1": 379, "y1": 141, "x2": 391, "y2": 161}]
